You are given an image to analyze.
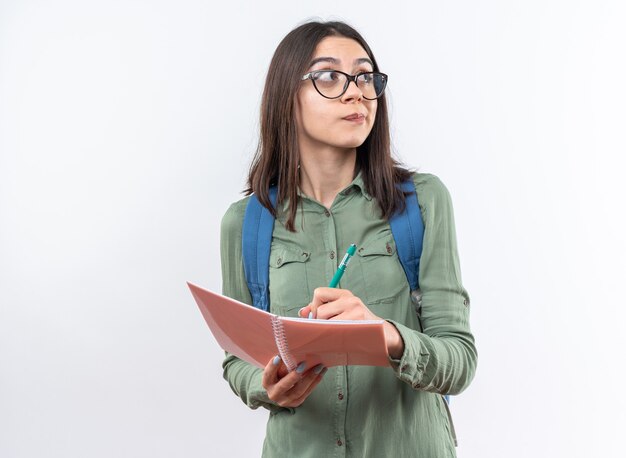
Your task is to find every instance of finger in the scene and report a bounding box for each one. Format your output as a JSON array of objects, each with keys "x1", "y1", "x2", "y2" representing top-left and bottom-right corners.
[
  {"x1": 271, "y1": 361, "x2": 309, "y2": 398},
  {"x1": 316, "y1": 294, "x2": 367, "y2": 320},
  {"x1": 261, "y1": 355, "x2": 282, "y2": 389},
  {"x1": 310, "y1": 287, "x2": 352, "y2": 307},
  {"x1": 298, "y1": 304, "x2": 326, "y2": 319},
  {"x1": 306, "y1": 288, "x2": 353, "y2": 319},
  {"x1": 327, "y1": 304, "x2": 368, "y2": 321},
  {"x1": 325, "y1": 296, "x2": 377, "y2": 321},
  {"x1": 315, "y1": 300, "x2": 347, "y2": 320},
  {"x1": 275, "y1": 365, "x2": 325, "y2": 407},
  {"x1": 286, "y1": 367, "x2": 328, "y2": 407},
  {"x1": 277, "y1": 362, "x2": 289, "y2": 379},
  {"x1": 283, "y1": 364, "x2": 325, "y2": 399},
  {"x1": 298, "y1": 305, "x2": 311, "y2": 318}
]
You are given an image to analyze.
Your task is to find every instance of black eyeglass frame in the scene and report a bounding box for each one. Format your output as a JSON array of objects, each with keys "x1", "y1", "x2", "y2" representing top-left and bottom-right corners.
[{"x1": 300, "y1": 70, "x2": 388, "y2": 100}]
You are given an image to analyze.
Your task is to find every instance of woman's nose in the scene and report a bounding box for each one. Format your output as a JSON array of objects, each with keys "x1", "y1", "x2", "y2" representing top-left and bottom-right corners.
[{"x1": 341, "y1": 79, "x2": 363, "y2": 103}]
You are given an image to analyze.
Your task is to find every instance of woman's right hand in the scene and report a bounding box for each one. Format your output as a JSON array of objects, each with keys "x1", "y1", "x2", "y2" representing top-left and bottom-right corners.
[{"x1": 261, "y1": 356, "x2": 327, "y2": 408}]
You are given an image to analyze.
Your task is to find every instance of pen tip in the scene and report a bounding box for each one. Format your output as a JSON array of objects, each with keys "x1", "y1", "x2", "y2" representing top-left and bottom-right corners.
[{"x1": 347, "y1": 244, "x2": 357, "y2": 255}]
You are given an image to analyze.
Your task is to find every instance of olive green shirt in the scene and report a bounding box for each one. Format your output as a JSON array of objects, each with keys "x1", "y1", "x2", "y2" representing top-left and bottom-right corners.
[{"x1": 220, "y1": 172, "x2": 477, "y2": 457}]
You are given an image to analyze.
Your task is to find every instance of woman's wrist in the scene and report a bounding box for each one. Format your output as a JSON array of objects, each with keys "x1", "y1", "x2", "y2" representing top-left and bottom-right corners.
[{"x1": 383, "y1": 321, "x2": 405, "y2": 359}]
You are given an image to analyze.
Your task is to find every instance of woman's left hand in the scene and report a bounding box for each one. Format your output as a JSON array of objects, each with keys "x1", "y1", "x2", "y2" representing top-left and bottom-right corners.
[{"x1": 298, "y1": 287, "x2": 405, "y2": 359}]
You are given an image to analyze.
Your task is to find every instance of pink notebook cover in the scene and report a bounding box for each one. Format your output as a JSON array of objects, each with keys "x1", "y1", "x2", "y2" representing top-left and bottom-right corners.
[{"x1": 187, "y1": 282, "x2": 390, "y2": 371}]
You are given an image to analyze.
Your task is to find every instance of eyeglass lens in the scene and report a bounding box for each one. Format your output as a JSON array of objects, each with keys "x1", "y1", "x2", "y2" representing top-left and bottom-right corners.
[{"x1": 312, "y1": 71, "x2": 386, "y2": 99}]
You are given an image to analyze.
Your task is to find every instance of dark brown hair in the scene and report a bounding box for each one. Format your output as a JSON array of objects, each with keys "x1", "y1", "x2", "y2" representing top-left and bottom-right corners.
[{"x1": 245, "y1": 20, "x2": 412, "y2": 231}]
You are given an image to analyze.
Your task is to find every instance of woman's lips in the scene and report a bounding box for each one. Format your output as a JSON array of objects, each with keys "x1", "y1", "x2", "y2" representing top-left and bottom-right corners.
[{"x1": 343, "y1": 113, "x2": 366, "y2": 123}]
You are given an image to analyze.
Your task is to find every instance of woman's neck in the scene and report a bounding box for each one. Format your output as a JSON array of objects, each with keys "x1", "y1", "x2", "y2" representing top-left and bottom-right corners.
[{"x1": 298, "y1": 147, "x2": 357, "y2": 209}]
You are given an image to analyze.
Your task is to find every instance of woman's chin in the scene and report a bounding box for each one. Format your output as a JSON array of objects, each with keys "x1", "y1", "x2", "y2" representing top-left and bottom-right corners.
[{"x1": 333, "y1": 136, "x2": 369, "y2": 149}]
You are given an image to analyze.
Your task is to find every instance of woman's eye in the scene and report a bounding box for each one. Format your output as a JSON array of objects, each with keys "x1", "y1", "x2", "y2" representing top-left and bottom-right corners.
[
  {"x1": 314, "y1": 71, "x2": 339, "y2": 82},
  {"x1": 360, "y1": 73, "x2": 374, "y2": 84}
]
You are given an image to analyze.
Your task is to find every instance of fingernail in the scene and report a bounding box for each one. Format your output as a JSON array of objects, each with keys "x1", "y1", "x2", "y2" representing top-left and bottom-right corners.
[
  {"x1": 313, "y1": 364, "x2": 324, "y2": 375},
  {"x1": 308, "y1": 311, "x2": 313, "y2": 319},
  {"x1": 298, "y1": 307, "x2": 304, "y2": 316},
  {"x1": 273, "y1": 355, "x2": 281, "y2": 365},
  {"x1": 296, "y1": 362, "x2": 307, "y2": 374}
]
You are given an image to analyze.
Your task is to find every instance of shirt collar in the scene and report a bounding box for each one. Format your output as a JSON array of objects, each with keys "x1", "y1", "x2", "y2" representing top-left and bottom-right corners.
[
  {"x1": 279, "y1": 170, "x2": 372, "y2": 212},
  {"x1": 343, "y1": 170, "x2": 372, "y2": 201}
]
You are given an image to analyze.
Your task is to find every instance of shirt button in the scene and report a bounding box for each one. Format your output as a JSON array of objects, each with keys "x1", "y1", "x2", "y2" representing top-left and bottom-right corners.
[
  {"x1": 324, "y1": 209, "x2": 330, "y2": 217},
  {"x1": 276, "y1": 257, "x2": 282, "y2": 266},
  {"x1": 337, "y1": 439, "x2": 343, "y2": 447},
  {"x1": 330, "y1": 251, "x2": 335, "y2": 260},
  {"x1": 338, "y1": 392, "x2": 344, "y2": 400},
  {"x1": 401, "y1": 364, "x2": 409, "y2": 372},
  {"x1": 386, "y1": 242, "x2": 392, "y2": 254},
  {"x1": 463, "y1": 299, "x2": 469, "y2": 306}
]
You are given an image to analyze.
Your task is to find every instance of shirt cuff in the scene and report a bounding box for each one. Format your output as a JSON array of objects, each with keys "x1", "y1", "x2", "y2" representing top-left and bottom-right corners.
[{"x1": 385, "y1": 319, "x2": 431, "y2": 389}]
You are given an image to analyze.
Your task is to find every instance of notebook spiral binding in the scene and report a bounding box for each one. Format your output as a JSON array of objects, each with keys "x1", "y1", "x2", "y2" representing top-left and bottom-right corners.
[{"x1": 270, "y1": 316, "x2": 297, "y2": 372}]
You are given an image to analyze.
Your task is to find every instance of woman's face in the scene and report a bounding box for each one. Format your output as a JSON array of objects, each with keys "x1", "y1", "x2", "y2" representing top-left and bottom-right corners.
[{"x1": 295, "y1": 36, "x2": 378, "y2": 154}]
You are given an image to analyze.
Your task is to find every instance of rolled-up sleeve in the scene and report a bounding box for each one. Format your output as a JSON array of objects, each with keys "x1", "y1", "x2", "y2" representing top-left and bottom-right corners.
[{"x1": 388, "y1": 174, "x2": 477, "y2": 395}]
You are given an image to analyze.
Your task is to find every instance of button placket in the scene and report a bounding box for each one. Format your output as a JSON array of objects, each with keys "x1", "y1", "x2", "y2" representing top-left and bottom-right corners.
[{"x1": 324, "y1": 208, "x2": 338, "y2": 276}]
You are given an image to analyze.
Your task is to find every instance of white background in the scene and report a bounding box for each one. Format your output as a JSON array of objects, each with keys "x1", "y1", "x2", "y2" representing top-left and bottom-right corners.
[{"x1": 1, "y1": 1, "x2": 625, "y2": 457}]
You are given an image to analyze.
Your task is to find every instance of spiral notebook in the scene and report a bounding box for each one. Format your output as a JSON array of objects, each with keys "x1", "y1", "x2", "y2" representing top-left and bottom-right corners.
[{"x1": 187, "y1": 282, "x2": 390, "y2": 372}]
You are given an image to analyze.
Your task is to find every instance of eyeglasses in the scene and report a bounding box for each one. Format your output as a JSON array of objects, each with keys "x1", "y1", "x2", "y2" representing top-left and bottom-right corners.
[{"x1": 301, "y1": 70, "x2": 388, "y2": 100}]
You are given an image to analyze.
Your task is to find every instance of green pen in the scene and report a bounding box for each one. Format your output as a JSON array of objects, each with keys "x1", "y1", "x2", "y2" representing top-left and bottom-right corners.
[
  {"x1": 329, "y1": 243, "x2": 357, "y2": 288},
  {"x1": 306, "y1": 244, "x2": 357, "y2": 319}
]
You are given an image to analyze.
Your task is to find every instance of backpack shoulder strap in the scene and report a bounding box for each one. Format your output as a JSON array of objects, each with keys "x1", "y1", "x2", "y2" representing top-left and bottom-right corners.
[
  {"x1": 241, "y1": 186, "x2": 278, "y2": 311},
  {"x1": 389, "y1": 177, "x2": 424, "y2": 292}
]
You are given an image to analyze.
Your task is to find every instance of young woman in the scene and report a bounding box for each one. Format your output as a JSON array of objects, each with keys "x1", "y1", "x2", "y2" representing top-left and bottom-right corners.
[{"x1": 220, "y1": 20, "x2": 477, "y2": 457}]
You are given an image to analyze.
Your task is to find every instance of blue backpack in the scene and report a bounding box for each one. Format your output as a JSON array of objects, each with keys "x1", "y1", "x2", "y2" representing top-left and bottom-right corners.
[{"x1": 241, "y1": 178, "x2": 450, "y2": 406}]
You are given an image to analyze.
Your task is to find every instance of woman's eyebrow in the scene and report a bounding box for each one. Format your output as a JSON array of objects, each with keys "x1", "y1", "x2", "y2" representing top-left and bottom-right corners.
[
  {"x1": 308, "y1": 57, "x2": 374, "y2": 68},
  {"x1": 354, "y1": 57, "x2": 374, "y2": 67},
  {"x1": 309, "y1": 57, "x2": 338, "y2": 67}
]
